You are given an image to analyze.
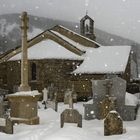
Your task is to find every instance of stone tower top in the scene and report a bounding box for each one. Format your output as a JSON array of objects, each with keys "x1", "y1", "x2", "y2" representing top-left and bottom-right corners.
[{"x1": 80, "y1": 14, "x2": 96, "y2": 41}]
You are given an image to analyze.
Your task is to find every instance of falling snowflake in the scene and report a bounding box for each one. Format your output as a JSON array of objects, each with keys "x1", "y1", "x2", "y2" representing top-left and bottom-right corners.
[
  {"x1": 110, "y1": 38, "x2": 114, "y2": 42},
  {"x1": 85, "y1": 0, "x2": 89, "y2": 7},
  {"x1": 75, "y1": 25, "x2": 78, "y2": 28},
  {"x1": 35, "y1": 6, "x2": 39, "y2": 9},
  {"x1": 104, "y1": 64, "x2": 108, "y2": 67}
]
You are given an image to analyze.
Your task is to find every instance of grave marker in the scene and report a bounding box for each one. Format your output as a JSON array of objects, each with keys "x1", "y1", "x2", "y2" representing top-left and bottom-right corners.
[{"x1": 104, "y1": 110, "x2": 123, "y2": 136}]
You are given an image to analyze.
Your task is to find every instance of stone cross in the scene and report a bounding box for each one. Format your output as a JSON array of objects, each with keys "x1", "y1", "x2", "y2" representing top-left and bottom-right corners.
[
  {"x1": 103, "y1": 80, "x2": 113, "y2": 96},
  {"x1": 42, "y1": 88, "x2": 48, "y2": 102},
  {"x1": 69, "y1": 92, "x2": 73, "y2": 109},
  {"x1": 19, "y1": 11, "x2": 31, "y2": 91}
]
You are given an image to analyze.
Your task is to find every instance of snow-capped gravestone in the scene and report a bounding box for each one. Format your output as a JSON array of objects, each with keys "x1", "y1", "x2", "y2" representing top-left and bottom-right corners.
[
  {"x1": 104, "y1": 110, "x2": 123, "y2": 136},
  {"x1": 61, "y1": 91, "x2": 82, "y2": 128},
  {"x1": 7, "y1": 91, "x2": 41, "y2": 125}
]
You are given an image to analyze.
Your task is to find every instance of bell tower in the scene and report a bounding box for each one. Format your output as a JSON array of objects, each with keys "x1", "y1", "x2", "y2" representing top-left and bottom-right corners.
[{"x1": 80, "y1": 14, "x2": 96, "y2": 40}]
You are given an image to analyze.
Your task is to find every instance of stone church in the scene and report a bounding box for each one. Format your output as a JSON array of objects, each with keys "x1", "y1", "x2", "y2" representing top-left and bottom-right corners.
[{"x1": 0, "y1": 14, "x2": 138, "y2": 101}]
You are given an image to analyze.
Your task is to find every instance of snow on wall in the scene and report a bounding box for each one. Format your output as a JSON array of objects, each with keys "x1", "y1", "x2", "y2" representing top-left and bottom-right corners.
[
  {"x1": 9, "y1": 39, "x2": 83, "y2": 61},
  {"x1": 73, "y1": 46, "x2": 131, "y2": 74}
]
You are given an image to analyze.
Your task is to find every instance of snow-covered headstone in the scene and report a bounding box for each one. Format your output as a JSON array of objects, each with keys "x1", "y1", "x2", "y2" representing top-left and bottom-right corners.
[{"x1": 104, "y1": 110, "x2": 123, "y2": 136}]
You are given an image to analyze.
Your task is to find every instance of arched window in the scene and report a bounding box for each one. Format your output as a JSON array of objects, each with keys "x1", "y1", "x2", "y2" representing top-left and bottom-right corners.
[{"x1": 31, "y1": 63, "x2": 36, "y2": 80}]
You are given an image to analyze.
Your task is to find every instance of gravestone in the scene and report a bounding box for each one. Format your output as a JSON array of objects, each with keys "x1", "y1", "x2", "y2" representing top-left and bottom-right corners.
[
  {"x1": 92, "y1": 79, "x2": 108, "y2": 119},
  {"x1": 0, "y1": 100, "x2": 13, "y2": 134},
  {"x1": 42, "y1": 88, "x2": 48, "y2": 103},
  {"x1": 46, "y1": 93, "x2": 58, "y2": 111},
  {"x1": 61, "y1": 92, "x2": 82, "y2": 128},
  {"x1": 0, "y1": 102, "x2": 5, "y2": 117},
  {"x1": 64, "y1": 88, "x2": 77, "y2": 104},
  {"x1": 61, "y1": 109, "x2": 82, "y2": 128},
  {"x1": 64, "y1": 89, "x2": 73, "y2": 104},
  {"x1": 0, "y1": 117, "x2": 13, "y2": 134},
  {"x1": 91, "y1": 77, "x2": 126, "y2": 119},
  {"x1": 48, "y1": 83, "x2": 57, "y2": 100},
  {"x1": 83, "y1": 104, "x2": 95, "y2": 120},
  {"x1": 104, "y1": 110, "x2": 123, "y2": 136},
  {"x1": 111, "y1": 77, "x2": 126, "y2": 107},
  {"x1": 73, "y1": 93, "x2": 77, "y2": 103}
]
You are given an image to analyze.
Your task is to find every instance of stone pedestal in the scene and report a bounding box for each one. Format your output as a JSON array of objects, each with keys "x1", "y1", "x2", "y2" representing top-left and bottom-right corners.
[{"x1": 7, "y1": 93, "x2": 40, "y2": 125}]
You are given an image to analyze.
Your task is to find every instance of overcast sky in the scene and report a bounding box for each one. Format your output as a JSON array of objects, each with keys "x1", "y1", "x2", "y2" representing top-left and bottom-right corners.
[{"x1": 0, "y1": 0, "x2": 140, "y2": 43}]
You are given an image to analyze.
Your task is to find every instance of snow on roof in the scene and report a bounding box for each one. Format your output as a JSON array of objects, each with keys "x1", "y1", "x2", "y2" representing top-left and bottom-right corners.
[
  {"x1": 9, "y1": 39, "x2": 83, "y2": 61},
  {"x1": 73, "y1": 46, "x2": 131, "y2": 74}
]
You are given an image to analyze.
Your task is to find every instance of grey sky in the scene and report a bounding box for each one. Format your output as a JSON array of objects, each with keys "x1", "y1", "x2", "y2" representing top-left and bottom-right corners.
[{"x1": 0, "y1": 0, "x2": 140, "y2": 43}]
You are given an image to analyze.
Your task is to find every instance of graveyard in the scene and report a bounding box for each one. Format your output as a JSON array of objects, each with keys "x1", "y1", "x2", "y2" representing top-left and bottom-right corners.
[{"x1": 0, "y1": 101, "x2": 139, "y2": 140}]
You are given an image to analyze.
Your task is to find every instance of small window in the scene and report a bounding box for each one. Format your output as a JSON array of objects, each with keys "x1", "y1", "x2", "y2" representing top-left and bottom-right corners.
[{"x1": 31, "y1": 63, "x2": 36, "y2": 80}]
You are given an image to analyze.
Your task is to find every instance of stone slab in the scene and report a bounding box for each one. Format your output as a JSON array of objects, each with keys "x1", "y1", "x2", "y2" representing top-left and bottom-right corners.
[{"x1": 61, "y1": 109, "x2": 82, "y2": 128}]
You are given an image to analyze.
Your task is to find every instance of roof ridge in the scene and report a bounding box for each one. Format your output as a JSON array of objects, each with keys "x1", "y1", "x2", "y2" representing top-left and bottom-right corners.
[{"x1": 52, "y1": 25, "x2": 101, "y2": 47}]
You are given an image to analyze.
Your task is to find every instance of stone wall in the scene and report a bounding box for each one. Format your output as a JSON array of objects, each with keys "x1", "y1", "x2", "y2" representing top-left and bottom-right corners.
[{"x1": 0, "y1": 59, "x2": 83, "y2": 101}]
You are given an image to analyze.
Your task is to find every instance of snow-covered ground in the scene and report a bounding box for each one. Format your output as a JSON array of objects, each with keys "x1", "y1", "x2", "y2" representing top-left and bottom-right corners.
[{"x1": 0, "y1": 102, "x2": 140, "y2": 140}]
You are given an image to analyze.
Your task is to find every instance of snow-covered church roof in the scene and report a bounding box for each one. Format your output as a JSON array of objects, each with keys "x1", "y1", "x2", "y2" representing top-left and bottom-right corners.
[
  {"x1": 2, "y1": 25, "x2": 131, "y2": 74},
  {"x1": 73, "y1": 45, "x2": 131, "y2": 74},
  {"x1": 9, "y1": 39, "x2": 83, "y2": 61}
]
